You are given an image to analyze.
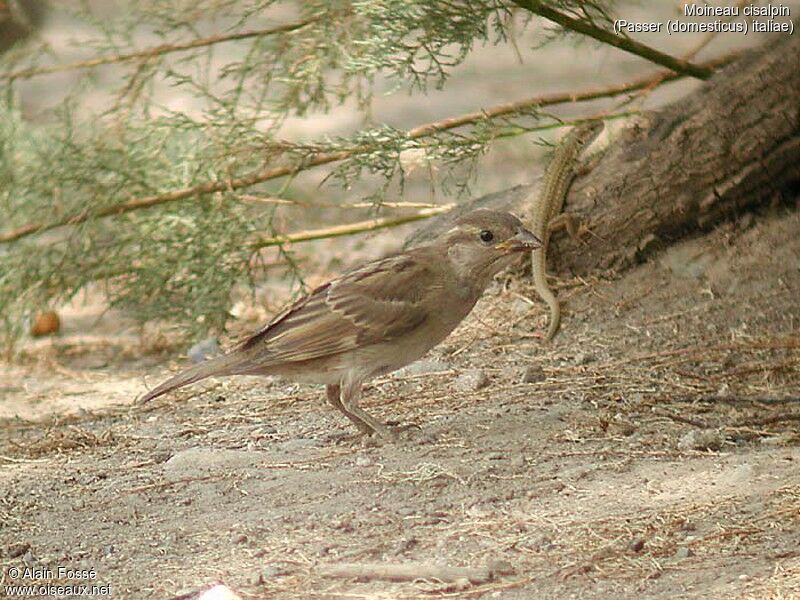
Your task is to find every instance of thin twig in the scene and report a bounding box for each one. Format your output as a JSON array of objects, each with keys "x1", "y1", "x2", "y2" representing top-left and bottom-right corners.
[
  {"x1": 249, "y1": 205, "x2": 455, "y2": 249},
  {"x1": 237, "y1": 195, "x2": 442, "y2": 210},
  {"x1": 406, "y1": 54, "x2": 733, "y2": 138},
  {"x1": 683, "y1": 0, "x2": 750, "y2": 62},
  {"x1": 622, "y1": 0, "x2": 747, "y2": 104},
  {"x1": 510, "y1": 0, "x2": 713, "y2": 79},
  {"x1": 125, "y1": 474, "x2": 233, "y2": 494},
  {"x1": 596, "y1": 337, "x2": 800, "y2": 369},
  {"x1": 732, "y1": 413, "x2": 800, "y2": 428},
  {"x1": 1, "y1": 19, "x2": 316, "y2": 80},
  {"x1": 0, "y1": 454, "x2": 46, "y2": 463},
  {"x1": 651, "y1": 409, "x2": 709, "y2": 429},
  {"x1": 0, "y1": 53, "x2": 738, "y2": 245},
  {"x1": 720, "y1": 358, "x2": 799, "y2": 379}
]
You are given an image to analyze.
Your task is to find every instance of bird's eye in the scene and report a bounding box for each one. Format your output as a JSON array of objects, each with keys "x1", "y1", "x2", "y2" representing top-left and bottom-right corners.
[{"x1": 479, "y1": 230, "x2": 494, "y2": 243}]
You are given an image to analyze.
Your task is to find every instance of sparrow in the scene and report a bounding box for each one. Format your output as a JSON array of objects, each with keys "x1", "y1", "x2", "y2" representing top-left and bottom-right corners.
[{"x1": 137, "y1": 209, "x2": 541, "y2": 440}]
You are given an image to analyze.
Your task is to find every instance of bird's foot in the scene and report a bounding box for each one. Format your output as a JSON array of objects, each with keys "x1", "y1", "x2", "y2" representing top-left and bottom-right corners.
[
  {"x1": 386, "y1": 421, "x2": 425, "y2": 441},
  {"x1": 385, "y1": 420, "x2": 422, "y2": 432},
  {"x1": 355, "y1": 422, "x2": 422, "y2": 446}
]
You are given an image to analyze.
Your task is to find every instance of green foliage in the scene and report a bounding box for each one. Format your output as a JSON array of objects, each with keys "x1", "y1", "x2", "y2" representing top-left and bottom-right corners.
[
  {"x1": 0, "y1": 0, "x2": 615, "y2": 349},
  {"x1": 0, "y1": 105, "x2": 268, "y2": 341}
]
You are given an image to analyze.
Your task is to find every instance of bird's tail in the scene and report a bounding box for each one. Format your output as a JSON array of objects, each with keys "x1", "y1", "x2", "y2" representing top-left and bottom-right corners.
[{"x1": 136, "y1": 352, "x2": 246, "y2": 404}]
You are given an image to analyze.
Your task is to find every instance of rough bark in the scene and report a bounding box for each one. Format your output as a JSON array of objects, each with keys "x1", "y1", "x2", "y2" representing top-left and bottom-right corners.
[
  {"x1": 406, "y1": 32, "x2": 800, "y2": 275},
  {"x1": 0, "y1": 1, "x2": 46, "y2": 54}
]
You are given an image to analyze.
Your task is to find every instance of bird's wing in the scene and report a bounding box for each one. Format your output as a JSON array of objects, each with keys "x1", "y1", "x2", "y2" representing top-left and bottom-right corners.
[{"x1": 238, "y1": 252, "x2": 435, "y2": 364}]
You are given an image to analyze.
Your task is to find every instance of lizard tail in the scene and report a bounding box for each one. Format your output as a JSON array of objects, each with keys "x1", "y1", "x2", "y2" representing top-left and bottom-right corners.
[{"x1": 136, "y1": 352, "x2": 246, "y2": 404}]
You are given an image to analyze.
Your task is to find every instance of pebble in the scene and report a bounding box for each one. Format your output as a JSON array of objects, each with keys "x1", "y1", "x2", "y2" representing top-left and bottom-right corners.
[
  {"x1": 511, "y1": 297, "x2": 533, "y2": 315},
  {"x1": 677, "y1": 429, "x2": 726, "y2": 451},
  {"x1": 188, "y1": 337, "x2": 220, "y2": 363},
  {"x1": 453, "y1": 369, "x2": 489, "y2": 392},
  {"x1": 761, "y1": 432, "x2": 795, "y2": 446},
  {"x1": 659, "y1": 244, "x2": 714, "y2": 279},
  {"x1": 163, "y1": 447, "x2": 262, "y2": 480},
  {"x1": 355, "y1": 456, "x2": 373, "y2": 467},
  {"x1": 738, "y1": 213, "x2": 755, "y2": 230},
  {"x1": 629, "y1": 538, "x2": 646, "y2": 553},
  {"x1": 674, "y1": 546, "x2": 694, "y2": 559},
  {"x1": 279, "y1": 438, "x2": 322, "y2": 453},
  {"x1": 400, "y1": 359, "x2": 452, "y2": 376},
  {"x1": 30, "y1": 311, "x2": 61, "y2": 336},
  {"x1": 488, "y1": 559, "x2": 515, "y2": 576},
  {"x1": 198, "y1": 584, "x2": 242, "y2": 600},
  {"x1": 255, "y1": 566, "x2": 284, "y2": 583},
  {"x1": 6, "y1": 542, "x2": 31, "y2": 559},
  {"x1": 521, "y1": 365, "x2": 546, "y2": 383}
]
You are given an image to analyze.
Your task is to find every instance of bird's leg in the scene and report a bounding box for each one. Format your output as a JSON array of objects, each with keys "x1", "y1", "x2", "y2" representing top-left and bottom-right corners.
[
  {"x1": 325, "y1": 383, "x2": 378, "y2": 437},
  {"x1": 339, "y1": 377, "x2": 397, "y2": 441}
]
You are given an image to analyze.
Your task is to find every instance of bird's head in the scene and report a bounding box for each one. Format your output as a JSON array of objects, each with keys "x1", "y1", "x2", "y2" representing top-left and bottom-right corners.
[{"x1": 440, "y1": 209, "x2": 541, "y2": 283}]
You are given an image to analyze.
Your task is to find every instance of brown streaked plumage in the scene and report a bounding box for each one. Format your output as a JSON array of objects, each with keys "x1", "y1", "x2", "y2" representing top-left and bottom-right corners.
[{"x1": 137, "y1": 209, "x2": 541, "y2": 440}]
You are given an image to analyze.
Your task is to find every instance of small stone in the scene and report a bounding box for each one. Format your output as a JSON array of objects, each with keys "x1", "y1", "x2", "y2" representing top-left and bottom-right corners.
[
  {"x1": 674, "y1": 546, "x2": 693, "y2": 559},
  {"x1": 188, "y1": 337, "x2": 220, "y2": 363},
  {"x1": 521, "y1": 365, "x2": 545, "y2": 383},
  {"x1": 279, "y1": 438, "x2": 322, "y2": 453},
  {"x1": 488, "y1": 559, "x2": 515, "y2": 576},
  {"x1": 453, "y1": 577, "x2": 471, "y2": 591},
  {"x1": 256, "y1": 566, "x2": 283, "y2": 582},
  {"x1": 531, "y1": 535, "x2": 556, "y2": 552},
  {"x1": 163, "y1": 447, "x2": 263, "y2": 480},
  {"x1": 761, "y1": 432, "x2": 795, "y2": 446},
  {"x1": 6, "y1": 542, "x2": 31, "y2": 559},
  {"x1": 400, "y1": 359, "x2": 451, "y2": 376},
  {"x1": 638, "y1": 233, "x2": 658, "y2": 252},
  {"x1": 453, "y1": 369, "x2": 489, "y2": 392},
  {"x1": 198, "y1": 584, "x2": 242, "y2": 600},
  {"x1": 511, "y1": 298, "x2": 533, "y2": 315},
  {"x1": 30, "y1": 311, "x2": 61, "y2": 337},
  {"x1": 677, "y1": 429, "x2": 725, "y2": 451},
  {"x1": 573, "y1": 352, "x2": 595, "y2": 365},
  {"x1": 232, "y1": 533, "x2": 248, "y2": 544},
  {"x1": 361, "y1": 436, "x2": 381, "y2": 449},
  {"x1": 738, "y1": 213, "x2": 754, "y2": 230},
  {"x1": 392, "y1": 537, "x2": 419, "y2": 555},
  {"x1": 334, "y1": 516, "x2": 354, "y2": 532},
  {"x1": 629, "y1": 538, "x2": 646, "y2": 553},
  {"x1": 355, "y1": 456, "x2": 373, "y2": 467},
  {"x1": 510, "y1": 455, "x2": 526, "y2": 468},
  {"x1": 614, "y1": 421, "x2": 637, "y2": 436}
]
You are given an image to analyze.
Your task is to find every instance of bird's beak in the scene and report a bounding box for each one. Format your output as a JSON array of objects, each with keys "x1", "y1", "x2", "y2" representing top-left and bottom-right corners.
[{"x1": 495, "y1": 228, "x2": 542, "y2": 253}]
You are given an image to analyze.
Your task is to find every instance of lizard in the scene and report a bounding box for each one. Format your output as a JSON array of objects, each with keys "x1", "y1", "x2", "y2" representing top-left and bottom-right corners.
[{"x1": 529, "y1": 121, "x2": 604, "y2": 341}]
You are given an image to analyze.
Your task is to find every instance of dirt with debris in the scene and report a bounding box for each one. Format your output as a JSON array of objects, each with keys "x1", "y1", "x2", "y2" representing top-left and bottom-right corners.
[{"x1": 2, "y1": 201, "x2": 799, "y2": 599}]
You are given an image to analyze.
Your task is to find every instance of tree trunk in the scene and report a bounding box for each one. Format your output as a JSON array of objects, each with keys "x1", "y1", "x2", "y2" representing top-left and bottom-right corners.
[{"x1": 407, "y1": 31, "x2": 800, "y2": 275}]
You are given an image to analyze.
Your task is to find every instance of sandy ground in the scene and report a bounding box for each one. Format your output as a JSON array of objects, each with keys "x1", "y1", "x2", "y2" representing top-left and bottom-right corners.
[
  {"x1": 2, "y1": 202, "x2": 799, "y2": 599},
  {"x1": 3, "y1": 3, "x2": 800, "y2": 599}
]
